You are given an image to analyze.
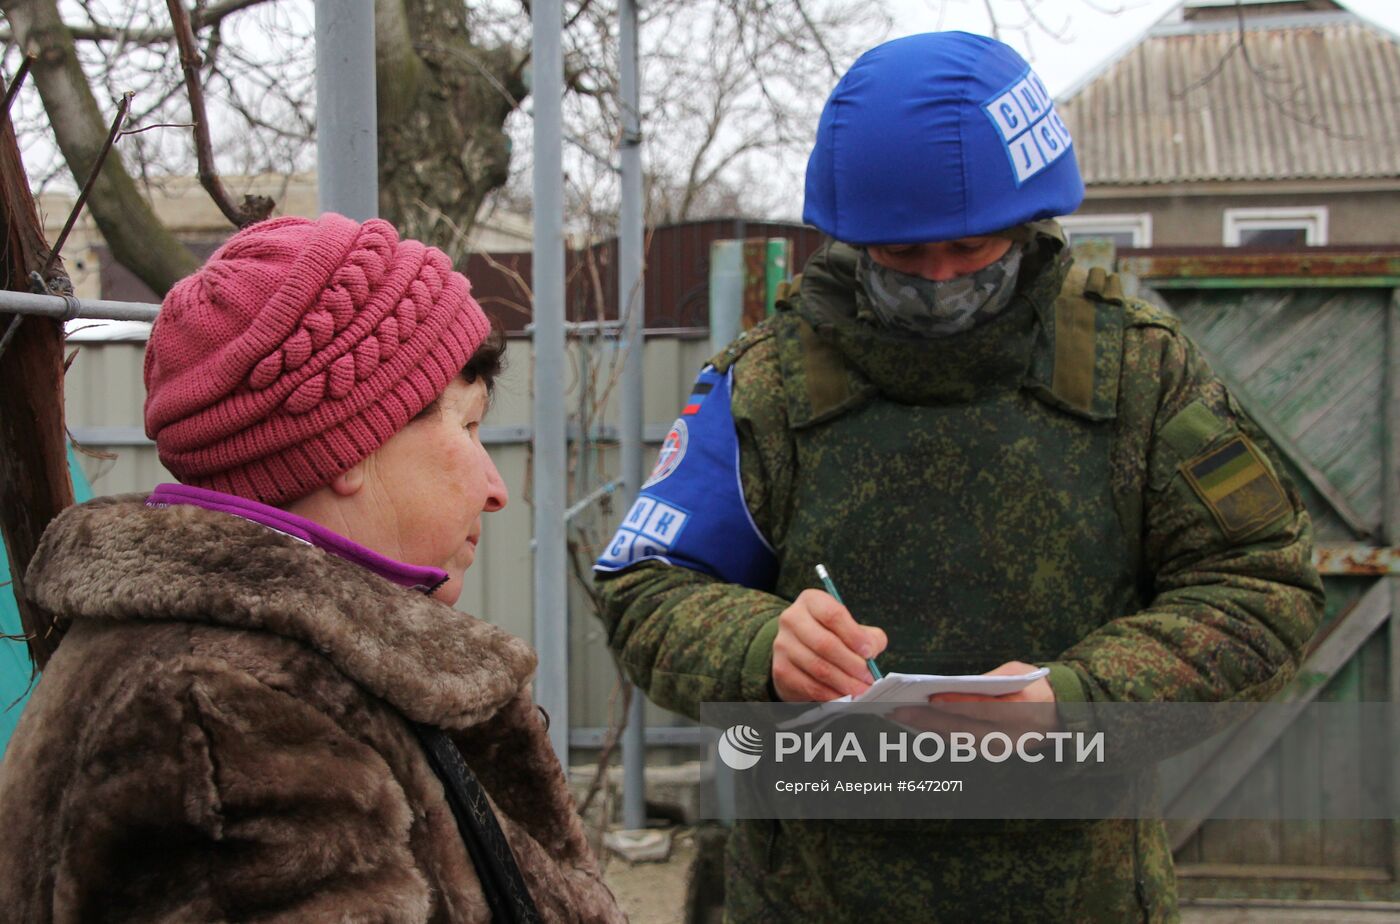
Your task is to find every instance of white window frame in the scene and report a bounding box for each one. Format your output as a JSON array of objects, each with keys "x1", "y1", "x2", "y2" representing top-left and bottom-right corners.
[
  {"x1": 1058, "y1": 213, "x2": 1153, "y2": 247},
  {"x1": 1223, "y1": 206, "x2": 1329, "y2": 246}
]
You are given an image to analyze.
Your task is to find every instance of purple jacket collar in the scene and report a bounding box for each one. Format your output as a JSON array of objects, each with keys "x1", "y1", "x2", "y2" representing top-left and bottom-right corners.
[{"x1": 146, "y1": 483, "x2": 449, "y2": 595}]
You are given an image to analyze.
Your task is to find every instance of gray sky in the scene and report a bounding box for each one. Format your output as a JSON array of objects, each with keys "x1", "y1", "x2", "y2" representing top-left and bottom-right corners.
[{"x1": 884, "y1": 0, "x2": 1400, "y2": 96}]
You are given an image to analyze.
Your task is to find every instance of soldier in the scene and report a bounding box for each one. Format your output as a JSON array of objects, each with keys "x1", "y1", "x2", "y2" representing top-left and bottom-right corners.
[{"x1": 594, "y1": 31, "x2": 1323, "y2": 922}]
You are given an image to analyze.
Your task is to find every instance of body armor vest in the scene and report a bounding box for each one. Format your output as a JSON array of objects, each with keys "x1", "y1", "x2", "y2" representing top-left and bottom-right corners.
[{"x1": 764, "y1": 246, "x2": 1146, "y2": 673}]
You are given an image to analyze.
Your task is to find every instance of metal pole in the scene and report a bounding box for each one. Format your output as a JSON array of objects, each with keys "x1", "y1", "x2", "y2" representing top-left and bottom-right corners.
[
  {"x1": 315, "y1": 1, "x2": 378, "y2": 220},
  {"x1": 532, "y1": 0, "x2": 570, "y2": 770},
  {"x1": 0, "y1": 290, "x2": 158, "y2": 322},
  {"x1": 1385, "y1": 288, "x2": 1400, "y2": 547},
  {"x1": 709, "y1": 240, "x2": 743, "y2": 356},
  {"x1": 564, "y1": 479, "x2": 622, "y2": 523},
  {"x1": 618, "y1": 0, "x2": 647, "y2": 832},
  {"x1": 1387, "y1": 289, "x2": 1400, "y2": 878},
  {"x1": 578, "y1": 330, "x2": 591, "y2": 505}
]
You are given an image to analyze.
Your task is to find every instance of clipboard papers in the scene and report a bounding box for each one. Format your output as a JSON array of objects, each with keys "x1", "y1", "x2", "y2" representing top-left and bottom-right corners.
[{"x1": 780, "y1": 667, "x2": 1049, "y2": 730}]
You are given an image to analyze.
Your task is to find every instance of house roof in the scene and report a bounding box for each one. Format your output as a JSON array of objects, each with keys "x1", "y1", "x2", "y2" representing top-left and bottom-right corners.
[{"x1": 1057, "y1": 7, "x2": 1400, "y2": 185}]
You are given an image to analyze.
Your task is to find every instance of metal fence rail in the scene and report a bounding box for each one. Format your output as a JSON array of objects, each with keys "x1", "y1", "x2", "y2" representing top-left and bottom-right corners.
[{"x1": 0, "y1": 289, "x2": 158, "y2": 321}]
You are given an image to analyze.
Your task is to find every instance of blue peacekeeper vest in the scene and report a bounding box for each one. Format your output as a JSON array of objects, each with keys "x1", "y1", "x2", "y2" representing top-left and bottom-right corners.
[{"x1": 594, "y1": 366, "x2": 777, "y2": 590}]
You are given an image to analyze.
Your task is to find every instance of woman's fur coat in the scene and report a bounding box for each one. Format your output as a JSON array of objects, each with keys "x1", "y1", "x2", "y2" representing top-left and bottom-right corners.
[{"x1": 0, "y1": 495, "x2": 625, "y2": 923}]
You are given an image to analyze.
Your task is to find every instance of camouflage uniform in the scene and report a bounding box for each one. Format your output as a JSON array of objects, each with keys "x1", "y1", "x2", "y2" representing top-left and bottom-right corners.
[{"x1": 595, "y1": 225, "x2": 1323, "y2": 922}]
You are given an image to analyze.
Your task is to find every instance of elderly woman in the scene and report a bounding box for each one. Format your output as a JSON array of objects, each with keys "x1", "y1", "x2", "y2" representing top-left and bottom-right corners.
[{"x1": 0, "y1": 215, "x2": 623, "y2": 923}]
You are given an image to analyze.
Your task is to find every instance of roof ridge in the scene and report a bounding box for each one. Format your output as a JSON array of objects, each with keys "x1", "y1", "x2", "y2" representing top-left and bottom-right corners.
[{"x1": 1151, "y1": 10, "x2": 1361, "y2": 37}]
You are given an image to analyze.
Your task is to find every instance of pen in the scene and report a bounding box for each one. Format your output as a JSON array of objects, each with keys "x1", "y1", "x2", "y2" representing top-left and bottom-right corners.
[{"x1": 815, "y1": 563, "x2": 883, "y2": 681}]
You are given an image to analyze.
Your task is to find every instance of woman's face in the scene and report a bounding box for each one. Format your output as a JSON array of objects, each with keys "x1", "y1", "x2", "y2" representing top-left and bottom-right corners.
[
  {"x1": 358, "y1": 375, "x2": 508, "y2": 605},
  {"x1": 866, "y1": 235, "x2": 1012, "y2": 282}
]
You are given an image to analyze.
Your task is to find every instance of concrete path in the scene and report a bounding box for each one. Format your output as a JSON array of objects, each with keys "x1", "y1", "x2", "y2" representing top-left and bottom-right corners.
[
  {"x1": 600, "y1": 829, "x2": 1400, "y2": 923},
  {"x1": 1182, "y1": 900, "x2": 1400, "y2": 922}
]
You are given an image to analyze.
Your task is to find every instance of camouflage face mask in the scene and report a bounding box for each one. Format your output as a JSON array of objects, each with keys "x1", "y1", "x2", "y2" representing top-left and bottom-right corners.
[{"x1": 856, "y1": 243, "x2": 1024, "y2": 338}]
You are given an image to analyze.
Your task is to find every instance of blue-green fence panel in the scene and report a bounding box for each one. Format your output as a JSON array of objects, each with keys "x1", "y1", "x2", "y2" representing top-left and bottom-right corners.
[
  {"x1": 1152, "y1": 281, "x2": 1398, "y2": 901},
  {"x1": 1171, "y1": 287, "x2": 1387, "y2": 539},
  {"x1": 0, "y1": 448, "x2": 93, "y2": 757}
]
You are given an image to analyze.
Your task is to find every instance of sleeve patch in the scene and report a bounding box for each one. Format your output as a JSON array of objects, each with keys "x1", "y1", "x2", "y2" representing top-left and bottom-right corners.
[{"x1": 1180, "y1": 436, "x2": 1289, "y2": 540}]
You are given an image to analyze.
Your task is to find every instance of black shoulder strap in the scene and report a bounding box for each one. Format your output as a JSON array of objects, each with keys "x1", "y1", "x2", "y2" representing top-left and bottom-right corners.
[{"x1": 412, "y1": 723, "x2": 543, "y2": 924}]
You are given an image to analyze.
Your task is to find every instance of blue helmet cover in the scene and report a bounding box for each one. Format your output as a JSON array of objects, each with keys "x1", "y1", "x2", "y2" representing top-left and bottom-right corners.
[{"x1": 803, "y1": 31, "x2": 1085, "y2": 245}]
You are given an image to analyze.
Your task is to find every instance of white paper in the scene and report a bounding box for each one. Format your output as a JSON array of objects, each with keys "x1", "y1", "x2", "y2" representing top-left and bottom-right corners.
[
  {"x1": 780, "y1": 668, "x2": 1049, "y2": 730},
  {"x1": 851, "y1": 668, "x2": 1050, "y2": 703}
]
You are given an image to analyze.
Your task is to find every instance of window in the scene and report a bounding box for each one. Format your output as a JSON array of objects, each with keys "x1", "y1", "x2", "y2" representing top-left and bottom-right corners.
[
  {"x1": 1223, "y1": 207, "x2": 1328, "y2": 247},
  {"x1": 1059, "y1": 213, "x2": 1152, "y2": 249}
]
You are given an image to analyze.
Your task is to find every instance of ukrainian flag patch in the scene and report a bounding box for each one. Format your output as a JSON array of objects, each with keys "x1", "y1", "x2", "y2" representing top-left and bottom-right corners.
[{"x1": 1181, "y1": 436, "x2": 1289, "y2": 539}]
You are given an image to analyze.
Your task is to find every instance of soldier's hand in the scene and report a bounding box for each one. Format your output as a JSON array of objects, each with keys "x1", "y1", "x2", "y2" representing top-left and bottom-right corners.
[
  {"x1": 929, "y1": 661, "x2": 1057, "y2": 708},
  {"x1": 771, "y1": 589, "x2": 887, "y2": 702},
  {"x1": 890, "y1": 661, "x2": 1060, "y2": 739}
]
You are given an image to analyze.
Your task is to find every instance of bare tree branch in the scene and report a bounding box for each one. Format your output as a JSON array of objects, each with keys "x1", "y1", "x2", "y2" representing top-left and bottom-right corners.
[
  {"x1": 564, "y1": 0, "x2": 599, "y2": 32},
  {"x1": 1174, "y1": 0, "x2": 1358, "y2": 140},
  {"x1": 0, "y1": 54, "x2": 35, "y2": 133},
  {"x1": 791, "y1": 0, "x2": 841, "y2": 78},
  {"x1": 42, "y1": 89, "x2": 131, "y2": 278},
  {"x1": 1015, "y1": 0, "x2": 1070, "y2": 44},
  {"x1": 0, "y1": 0, "x2": 271, "y2": 44},
  {"x1": 164, "y1": 0, "x2": 273, "y2": 226},
  {"x1": 10, "y1": 0, "x2": 878, "y2": 292},
  {"x1": 2, "y1": 0, "x2": 198, "y2": 295}
]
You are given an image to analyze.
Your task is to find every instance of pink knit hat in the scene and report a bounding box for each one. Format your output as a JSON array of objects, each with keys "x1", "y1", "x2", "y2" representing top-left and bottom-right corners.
[{"x1": 144, "y1": 213, "x2": 492, "y2": 506}]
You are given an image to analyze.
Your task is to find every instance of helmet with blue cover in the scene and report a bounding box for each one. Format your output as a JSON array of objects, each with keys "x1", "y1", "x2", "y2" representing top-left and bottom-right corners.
[{"x1": 803, "y1": 31, "x2": 1085, "y2": 245}]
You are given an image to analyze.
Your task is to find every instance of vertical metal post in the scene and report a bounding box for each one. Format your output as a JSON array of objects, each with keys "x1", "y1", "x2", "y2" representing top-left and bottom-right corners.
[
  {"x1": 315, "y1": 1, "x2": 378, "y2": 220},
  {"x1": 618, "y1": 0, "x2": 647, "y2": 832},
  {"x1": 709, "y1": 240, "x2": 743, "y2": 356},
  {"x1": 532, "y1": 0, "x2": 570, "y2": 770},
  {"x1": 764, "y1": 239, "x2": 790, "y2": 316},
  {"x1": 1385, "y1": 288, "x2": 1400, "y2": 548},
  {"x1": 578, "y1": 330, "x2": 591, "y2": 498},
  {"x1": 1385, "y1": 289, "x2": 1400, "y2": 877}
]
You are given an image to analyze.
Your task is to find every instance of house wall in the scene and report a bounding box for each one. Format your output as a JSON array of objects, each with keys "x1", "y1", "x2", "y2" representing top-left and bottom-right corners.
[{"x1": 1074, "y1": 185, "x2": 1400, "y2": 246}]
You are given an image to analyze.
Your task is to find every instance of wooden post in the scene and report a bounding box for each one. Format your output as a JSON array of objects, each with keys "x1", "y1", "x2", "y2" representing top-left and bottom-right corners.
[{"x1": 0, "y1": 77, "x2": 73, "y2": 672}]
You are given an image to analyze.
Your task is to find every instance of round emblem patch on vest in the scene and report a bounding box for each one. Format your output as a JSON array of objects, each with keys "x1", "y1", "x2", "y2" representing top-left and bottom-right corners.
[{"x1": 644, "y1": 418, "x2": 688, "y2": 487}]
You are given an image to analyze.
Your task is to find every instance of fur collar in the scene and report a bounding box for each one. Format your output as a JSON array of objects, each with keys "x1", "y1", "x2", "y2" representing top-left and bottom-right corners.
[{"x1": 25, "y1": 495, "x2": 537, "y2": 730}]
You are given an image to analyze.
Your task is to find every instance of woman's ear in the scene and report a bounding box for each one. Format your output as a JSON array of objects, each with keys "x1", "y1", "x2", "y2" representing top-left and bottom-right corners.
[{"x1": 330, "y1": 460, "x2": 366, "y2": 497}]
